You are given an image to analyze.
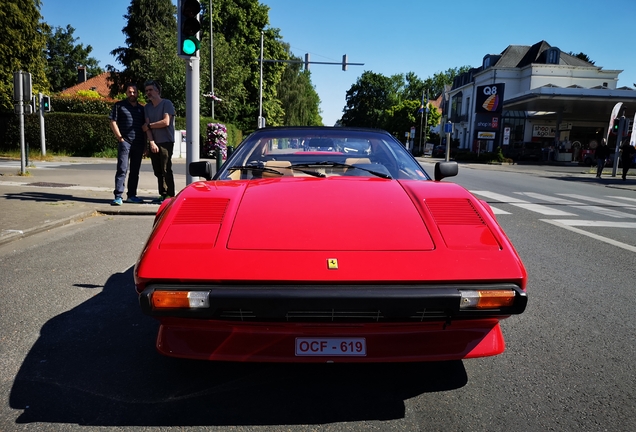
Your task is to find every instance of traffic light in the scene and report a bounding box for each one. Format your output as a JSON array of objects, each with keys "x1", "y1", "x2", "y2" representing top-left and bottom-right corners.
[
  {"x1": 42, "y1": 95, "x2": 51, "y2": 112},
  {"x1": 612, "y1": 118, "x2": 620, "y2": 134},
  {"x1": 28, "y1": 95, "x2": 37, "y2": 114},
  {"x1": 178, "y1": 0, "x2": 201, "y2": 58}
]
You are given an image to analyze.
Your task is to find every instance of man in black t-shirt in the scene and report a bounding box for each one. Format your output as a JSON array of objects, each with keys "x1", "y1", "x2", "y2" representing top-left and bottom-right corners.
[{"x1": 109, "y1": 83, "x2": 146, "y2": 205}]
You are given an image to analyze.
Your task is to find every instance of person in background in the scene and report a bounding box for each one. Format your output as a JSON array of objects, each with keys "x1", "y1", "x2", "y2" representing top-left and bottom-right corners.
[
  {"x1": 595, "y1": 138, "x2": 609, "y2": 178},
  {"x1": 108, "y1": 83, "x2": 146, "y2": 205},
  {"x1": 142, "y1": 80, "x2": 175, "y2": 204},
  {"x1": 620, "y1": 140, "x2": 635, "y2": 181}
]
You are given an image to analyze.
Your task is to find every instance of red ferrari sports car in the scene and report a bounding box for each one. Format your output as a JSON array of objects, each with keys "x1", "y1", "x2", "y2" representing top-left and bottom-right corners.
[{"x1": 134, "y1": 127, "x2": 527, "y2": 362}]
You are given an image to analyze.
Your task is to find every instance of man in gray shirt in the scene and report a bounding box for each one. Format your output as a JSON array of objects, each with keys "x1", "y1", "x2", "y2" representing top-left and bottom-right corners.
[{"x1": 142, "y1": 80, "x2": 176, "y2": 204}]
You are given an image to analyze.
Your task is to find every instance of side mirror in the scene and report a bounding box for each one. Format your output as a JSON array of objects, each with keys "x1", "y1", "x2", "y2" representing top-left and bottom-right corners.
[
  {"x1": 189, "y1": 161, "x2": 214, "y2": 180},
  {"x1": 434, "y1": 161, "x2": 458, "y2": 181}
]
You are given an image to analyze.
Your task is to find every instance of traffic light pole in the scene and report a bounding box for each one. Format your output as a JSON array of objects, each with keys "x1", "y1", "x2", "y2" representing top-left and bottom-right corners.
[
  {"x1": 17, "y1": 77, "x2": 26, "y2": 175},
  {"x1": 185, "y1": 57, "x2": 200, "y2": 185},
  {"x1": 39, "y1": 93, "x2": 46, "y2": 156}
]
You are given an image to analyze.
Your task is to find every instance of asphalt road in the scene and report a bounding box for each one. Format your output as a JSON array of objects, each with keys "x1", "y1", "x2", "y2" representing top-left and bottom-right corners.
[{"x1": 0, "y1": 164, "x2": 635, "y2": 431}]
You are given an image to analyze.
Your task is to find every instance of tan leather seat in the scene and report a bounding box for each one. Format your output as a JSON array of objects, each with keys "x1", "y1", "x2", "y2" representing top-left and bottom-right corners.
[
  {"x1": 263, "y1": 160, "x2": 292, "y2": 177},
  {"x1": 344, "y1": 158, "x2": 372, "y2": 175},
  {"x1": 345, "y1": 158, "x2": 371, "y2": 165}
]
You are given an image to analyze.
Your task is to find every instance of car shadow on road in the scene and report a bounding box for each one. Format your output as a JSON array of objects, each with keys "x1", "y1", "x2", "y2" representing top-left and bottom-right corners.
[
  {"x1": 3, "y1": 190, "x2": 111, "y2": 205},
  {"x1": 9, "y1": 268, "x2": 468, "y2": 427}
]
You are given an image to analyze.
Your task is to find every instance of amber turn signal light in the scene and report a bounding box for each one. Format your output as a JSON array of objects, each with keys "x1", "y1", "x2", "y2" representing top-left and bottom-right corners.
[
  {"x1": 459, "y1": 289, "x2": 515, "y2": 309},
  {"x1": 151, "y1": 291, "x2": 210, "y2": 309}
]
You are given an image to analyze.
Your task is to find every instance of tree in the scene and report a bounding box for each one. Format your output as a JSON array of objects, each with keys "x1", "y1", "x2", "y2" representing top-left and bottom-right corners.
[
  {"x1": 568, "y1": 51, "x2": 595, "y2": 65},
  {"x1": 276, "y1": 48, "x2": 322, "y2": 126},
  {"x1": 46, "y1": 25, "x2": 103, "y2": 92},
  {"x1": 340, "y1": 71, "x2": 398, "y2": 128},
  {"x1": 0, "y1": 0, "x2": 50, "y2": 112},
  {"x1": 205, "y1": 0, "x2": 288, "y2": 129},
  {"x1": 108, "y1": 0, "x2": 179, "y2": 103}
]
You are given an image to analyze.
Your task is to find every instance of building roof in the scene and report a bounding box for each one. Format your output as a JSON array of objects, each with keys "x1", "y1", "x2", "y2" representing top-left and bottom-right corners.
[
  {"x1": 59, "y1": 72, "x2": 114, "y2": 100},
  {"x1": 493, "y1": 40, "x2": 594, "y2": 69}
]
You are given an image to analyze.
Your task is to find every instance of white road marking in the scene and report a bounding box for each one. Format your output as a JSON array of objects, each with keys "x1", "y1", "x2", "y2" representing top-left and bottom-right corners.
[
  {"x1": 0, "y1": 161, "x2": 73, "y2": 170},
  {"x1": 554, "y1": 220, "x2": 636, "y2": 228},
  {"x1": 516, "y1": 192, "x2": 636, "y2": 218},
  {"x1": 609, "y1": 196, "x2": 636, "y2": 204},
  {"x1": 515, "y1": 192, "x2": 581, "y2": 205},
  {"x1": 488, "y1": 206, "x2": 511, "y2": 215},
  {"x1": 542, "y1": 219, "x2": 636, "y2": 253},
  {"x1": 471, "y1": 191, "x2": 527, "y2": 203},
  {"x1": 568, "y1": 205, "x2": 636, "y2": 219},
  {"x1": 557, "y1": 193, "x2": 636, "y2": 209},
  {"x1": 471, "y1": 190, "x2": 576, "y2": 216}
]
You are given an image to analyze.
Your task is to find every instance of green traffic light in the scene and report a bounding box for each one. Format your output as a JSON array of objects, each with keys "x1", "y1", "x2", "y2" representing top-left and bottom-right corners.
[{"x1": 182, "y1": 37, "x2": 200, "y2": 55}]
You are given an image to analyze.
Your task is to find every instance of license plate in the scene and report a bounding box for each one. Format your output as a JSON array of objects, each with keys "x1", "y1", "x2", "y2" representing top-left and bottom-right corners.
[{"x1": 295, "y1": 337, "x2": 366, "y2": 356}]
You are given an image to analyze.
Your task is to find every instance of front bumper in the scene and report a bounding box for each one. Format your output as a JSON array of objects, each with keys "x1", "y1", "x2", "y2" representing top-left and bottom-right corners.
[
  {"x1": 155, "y1": 318, "x2": 506, "y2": 362},
  {"x1": 139, "y1": 283, "x2": 527, "y2": 322}
]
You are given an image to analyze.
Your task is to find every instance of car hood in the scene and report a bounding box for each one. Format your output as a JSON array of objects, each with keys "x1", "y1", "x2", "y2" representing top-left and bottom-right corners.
[
  {"x1": 228, "y1": 177, "x2": 434, "y2": 251},
  {"x1": 136, "y1": 177, "x2": 526, "y2": 284}
]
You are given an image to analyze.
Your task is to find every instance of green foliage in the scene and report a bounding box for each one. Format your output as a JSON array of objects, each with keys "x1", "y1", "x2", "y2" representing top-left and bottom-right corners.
[
  {"x1": 45, "y1": 24, "x2": 103, "y2": 92},
  {"x1": 0, "y1": 112, "x2": 242, "y2": 157},
  {"x1": 341, "y1": 71, "x2": 445, "y2": 146},
  {"x1": 107, "y1": 0, "x2": 187, "y2": 116},
  {"x1": 52, "y1": 95, "x2": 112, "y2": 115},
  {"x1": 75, "y1": 90, "x2": 102, "y2": 99},
  {"x1": 341, "y1": 71, "x2": 397, "y2": 128},
  {"x1": 200, "y1": 0, "x2": 288, "y2": 129},
  {"x1": 0, "y1": 0, "x2": 50, "y2": 112},
  {"x1": 276, "y1": 49, "x2": 322, "y2": 126},
  {"x1": 385, "y1": 100, "x2": 419, "y2": 136},
  {"x1": 568, "y1": 51, "x2": 595, "y2": 65}
]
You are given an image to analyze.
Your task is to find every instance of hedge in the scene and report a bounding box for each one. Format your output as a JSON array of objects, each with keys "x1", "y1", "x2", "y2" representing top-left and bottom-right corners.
[{"x1": 0, "y1": 112, "x2": 242, "y2": 157}]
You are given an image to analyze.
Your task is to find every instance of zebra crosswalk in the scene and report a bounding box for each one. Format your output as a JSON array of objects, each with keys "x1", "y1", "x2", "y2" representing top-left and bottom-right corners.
[
  {"x1": 471, "y1": 189, "x2": 636, "y2": 252},
  {"x1": 0, "y1": 160, "x2": 73, "y2": 170},
  {"x1": 471, "y1": 190, "x2": 636, "y2": 220}
]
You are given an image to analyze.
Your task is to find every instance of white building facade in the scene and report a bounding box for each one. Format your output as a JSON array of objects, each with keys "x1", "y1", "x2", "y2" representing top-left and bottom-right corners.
[{"x1": 446, "y1": 41, "x2": 636, "y2": 162}]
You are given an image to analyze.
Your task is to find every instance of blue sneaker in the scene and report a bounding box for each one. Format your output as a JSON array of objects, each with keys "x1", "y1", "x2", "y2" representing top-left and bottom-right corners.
[
  {"x1": 111, "y1": 197, "x2": 123, "y2": 206},
  {"x1": 151, "y1": 195, "x2": 166, "y2": 204},
  {"x1": 126, "y1": 196, "x2": 144, "y2": 203}
]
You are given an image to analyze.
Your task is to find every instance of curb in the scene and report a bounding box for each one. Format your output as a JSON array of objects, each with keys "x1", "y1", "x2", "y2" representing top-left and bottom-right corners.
[
  {"x1": 0, "y1": 210, "x2": 97, "y2": 247},
  {"x1": 0, "y1": 207, "x2": 158, "y2": 247}
]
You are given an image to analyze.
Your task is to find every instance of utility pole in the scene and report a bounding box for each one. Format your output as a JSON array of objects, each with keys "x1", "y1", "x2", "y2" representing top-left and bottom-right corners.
[
  {"x1": 257, "y1": 43, "x2": 364, "y2": 128},
  {"x1": 209, "y1": 0, "x2": 214, "y2": 119},
  {"x1": 258, "y1": 32, "x2": 264, "y2": 128}
]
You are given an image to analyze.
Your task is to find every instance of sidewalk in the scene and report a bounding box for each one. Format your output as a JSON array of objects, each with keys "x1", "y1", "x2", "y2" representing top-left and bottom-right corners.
[
  {"x1": 0, "y1": 156, "x2": 189, "y2": 246},
  {"x1": 1, "y1": 156, "x2": 634, "y2": 246}
]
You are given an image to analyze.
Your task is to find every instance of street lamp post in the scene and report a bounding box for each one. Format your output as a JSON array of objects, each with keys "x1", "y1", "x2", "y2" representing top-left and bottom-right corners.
[{"x1": 209, "y1": 0, "x2": 214, "y2": 119}]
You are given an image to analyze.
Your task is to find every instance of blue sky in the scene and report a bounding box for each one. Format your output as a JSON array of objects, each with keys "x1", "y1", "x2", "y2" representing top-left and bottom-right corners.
[{"x1": 41, "y1": 0, "x2": 636, "y2": 126}]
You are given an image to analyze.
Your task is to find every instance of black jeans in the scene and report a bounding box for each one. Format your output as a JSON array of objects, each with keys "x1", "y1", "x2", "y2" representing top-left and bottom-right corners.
[
  {"x1": 150, "y1": 142, "x2": 175, "y2": 197},
  {"x1": 114, "y1": 140, "x2": 144, "y2": 198}
]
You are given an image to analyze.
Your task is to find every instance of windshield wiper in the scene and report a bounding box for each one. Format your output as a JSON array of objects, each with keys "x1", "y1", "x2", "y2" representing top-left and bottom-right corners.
[
  {"x1": 290, "y1": 161, "x2": 392, "y2": 179},
  {"x1": 228, "y1": 165, "x2": 284, "y2": 176}
]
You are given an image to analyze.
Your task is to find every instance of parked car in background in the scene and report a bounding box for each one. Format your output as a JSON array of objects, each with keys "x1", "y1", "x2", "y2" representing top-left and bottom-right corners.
[{"x1": 432, "y1": 144, "x2": 446, "y2": 158}]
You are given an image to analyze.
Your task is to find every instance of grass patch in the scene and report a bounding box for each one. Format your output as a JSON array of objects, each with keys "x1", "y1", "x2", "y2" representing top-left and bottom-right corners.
[
  {"x1": 0, "y1": 149, "x2": 59, "y2": 161},
  {"x1": 93, "y1": 148, "x2": 118, "y2": 158}
]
